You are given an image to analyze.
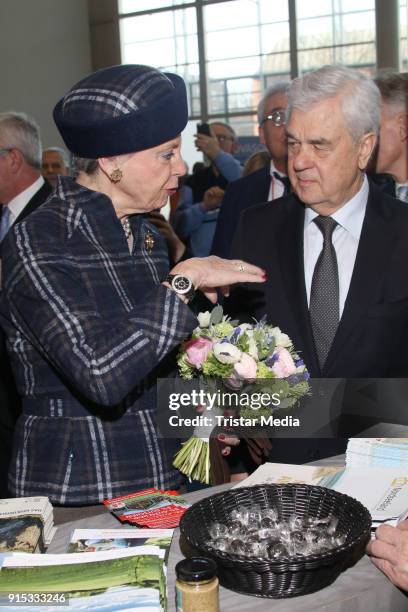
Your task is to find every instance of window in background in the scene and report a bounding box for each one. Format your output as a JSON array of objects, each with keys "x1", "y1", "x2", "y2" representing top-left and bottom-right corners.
[
  {"x1": 296, "y1": 0, "x2": 376, "y2": 75},
  {"x1": 204, "y1": 0, "x2": 290, "y2": 132},
  {"x1": 119, "y1": 0, "x2": 190, "y2": 12},
  {"x1": 119, "y1": 0, "x2": 407, "y2": 142},
  {"x1": 120, "y1": 6, "x2": 200, "y2": 115}
]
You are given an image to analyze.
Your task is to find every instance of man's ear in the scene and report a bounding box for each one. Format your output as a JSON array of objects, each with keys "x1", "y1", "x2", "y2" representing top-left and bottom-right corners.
[
  {"x1": 6, "y1": 148, "x2": 25, "y2": 174},
  {"x1": 358, "y1": 132, "x2": 377, "y2": 170},
  {"x1": 397, "y1": 112, "x2": 408, "y2": 142}
]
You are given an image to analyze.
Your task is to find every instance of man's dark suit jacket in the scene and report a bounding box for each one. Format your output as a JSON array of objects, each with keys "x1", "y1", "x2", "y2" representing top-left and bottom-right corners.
[
  {"x1": 0, "y1": 180, "x2": 52, "y2": 496},
  {"x1": 228, "y1": 180, "x2": 408, "y2": 462},
  {"x1": 211, "y1": 166, "x2": 270, "y2": 258}
]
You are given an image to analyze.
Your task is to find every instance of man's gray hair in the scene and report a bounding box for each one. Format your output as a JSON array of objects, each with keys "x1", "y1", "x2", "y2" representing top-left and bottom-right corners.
[
  {"x1": 43, "y1": 146, "x2": 70, "y2": 169},
  {"x1": 257, "y1": 81, "x2": 290, "y2": 124},
  {"x1": 375, "y1": 71, "x2": 408, "y2": 112},
  {"x1": 0, "y1": 111, "x2": 42, "y2": 169},
  {"x1": 287, "y1": 65, "x2": 380, "y2": 142}
]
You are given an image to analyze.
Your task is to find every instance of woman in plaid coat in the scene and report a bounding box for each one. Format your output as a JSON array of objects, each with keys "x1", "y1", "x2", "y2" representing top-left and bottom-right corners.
[{"x1": 0, "y1": 64, "x2": 265, "y2": 505}]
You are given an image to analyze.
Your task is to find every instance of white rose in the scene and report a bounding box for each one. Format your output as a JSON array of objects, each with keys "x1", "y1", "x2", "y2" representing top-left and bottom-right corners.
[
  {"x1": 272, "y1": 326, "x2": 292, "y2": 348},
  {"x1": 213, "y1": 342, "x2": 242, "y2": 364},
  {"x1": 197, "y1": 311, "x2": 211, "y2": 328}
]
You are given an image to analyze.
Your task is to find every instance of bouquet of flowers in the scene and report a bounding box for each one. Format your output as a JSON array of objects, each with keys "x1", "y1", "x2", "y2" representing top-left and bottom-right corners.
[{"x1": 173, "y1": 306, "x2": 310, "y2": 484}]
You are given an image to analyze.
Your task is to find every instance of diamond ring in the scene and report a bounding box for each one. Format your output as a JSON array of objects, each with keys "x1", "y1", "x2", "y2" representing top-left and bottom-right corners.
[{"x1": 238, "y1": 264, "x2": 245, "y2": 272}]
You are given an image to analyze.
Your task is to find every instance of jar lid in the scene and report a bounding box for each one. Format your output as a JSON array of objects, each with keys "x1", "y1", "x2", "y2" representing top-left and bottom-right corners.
[{"x1": 176, "y1": 557, "x2": 217, "y2": 582}]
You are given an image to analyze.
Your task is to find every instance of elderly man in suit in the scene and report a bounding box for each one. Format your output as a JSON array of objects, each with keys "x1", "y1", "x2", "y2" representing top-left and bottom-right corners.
[
  {"x1": 211, "y1": 82, "x2": 290, "y2": 258},
  {"x1": 0, "y1": 112, "x2": 52, "y2": 496},
  {"x1": 228, "y1": 65, "x2": 408, "y2": 462}
]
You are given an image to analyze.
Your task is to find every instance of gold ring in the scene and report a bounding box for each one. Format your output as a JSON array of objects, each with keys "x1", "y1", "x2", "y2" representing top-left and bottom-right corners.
[{"x1": 238, "y1": 264, "x2": 245, "y2": 272}]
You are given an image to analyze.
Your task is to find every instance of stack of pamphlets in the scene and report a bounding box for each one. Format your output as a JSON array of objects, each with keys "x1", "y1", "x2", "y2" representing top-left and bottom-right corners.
[
  {"x1": 0, "y1": 543, "x2": 168, "y2": 611},
  {"x1": 67, "y1": 528, "x2": 173, "y2": 610},
  {"x1": 103, "y1": 487, "x2": 190, "y2": 528},
  {"x1": 346, "y1": 438, "x2": 408, "y2": 468},
  {"x1": 0, "y1": 496, "x2": 55, "y2": 553},
  {"x1": 234, "y1": 462, "x2": 408, "y2": 528}
]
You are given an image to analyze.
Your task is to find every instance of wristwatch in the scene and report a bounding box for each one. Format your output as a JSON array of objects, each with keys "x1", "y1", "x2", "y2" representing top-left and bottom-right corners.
[{"x1": 163, "y1": 274, "x2": 196, "y2": 303}]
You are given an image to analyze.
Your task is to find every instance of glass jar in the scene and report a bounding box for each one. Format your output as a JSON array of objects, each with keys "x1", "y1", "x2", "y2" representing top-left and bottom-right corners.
[{"x1": 175, "y1": 557, "x2": 219, "y2": 612}]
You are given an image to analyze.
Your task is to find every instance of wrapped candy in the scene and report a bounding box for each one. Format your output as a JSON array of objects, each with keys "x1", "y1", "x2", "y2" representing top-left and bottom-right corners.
[
  {"x1": 207, "y1": 508, "x2": 345, "y2": 560},
  {"x1": 208, "y1": 522, "x2": 228, "y2": 538}
]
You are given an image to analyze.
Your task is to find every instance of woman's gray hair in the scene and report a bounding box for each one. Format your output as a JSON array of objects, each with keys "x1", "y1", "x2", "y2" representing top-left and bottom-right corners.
[
  {"x1": 287, "y1": 65, "x2": 380, "y2": 142},
  {"x1": 0, "y1": 112, "x2": 42, "y2": 169},
  {"x1": 71, "y1": 156, "x2": 99, "y2": 176},
  {"x1": 257, "y1": 82, "x2": 290, "y2": 124}
]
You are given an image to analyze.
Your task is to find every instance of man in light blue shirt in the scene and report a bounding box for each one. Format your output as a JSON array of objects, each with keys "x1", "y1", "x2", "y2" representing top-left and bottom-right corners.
[{"x1": 172, "y1": 122, "x2": 241, "y2": 257}]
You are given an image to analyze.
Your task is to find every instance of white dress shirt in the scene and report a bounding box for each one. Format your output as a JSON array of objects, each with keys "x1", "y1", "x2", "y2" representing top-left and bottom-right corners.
[
  {"x1": 304, "y1": 175, "x2": 369, "y2": 318},
  {"x1": 395, "y1": 181, "x2": 408, "y2": 203},
  {"x1": 267, "y1": 161, "x2": 288, "y2": 200},
  {"x1": 6, "y1": 176, "x2": 44, "y2": 225}
]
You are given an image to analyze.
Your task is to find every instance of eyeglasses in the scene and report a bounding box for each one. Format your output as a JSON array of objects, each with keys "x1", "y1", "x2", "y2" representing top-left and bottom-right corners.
[
  {"x1": 260, "y1": 109, "x2": 286, "y2": 127},
  {"x1": 0, "y1": 148, "x2": 12, "y2": 156}
]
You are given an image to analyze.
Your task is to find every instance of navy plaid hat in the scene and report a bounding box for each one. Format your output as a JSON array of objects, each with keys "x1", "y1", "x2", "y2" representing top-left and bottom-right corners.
[{"x1": 53, "y1": 64, "x2": 188, "y2": 158}]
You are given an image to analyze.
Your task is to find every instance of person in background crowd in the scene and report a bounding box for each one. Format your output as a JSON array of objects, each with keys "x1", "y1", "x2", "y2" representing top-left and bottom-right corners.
[
  {"x1": 0, "y1": 64, "x2": 265, "y2": 505},
  {"x1": 172, "y1": 122, "x2": 241, "y2": 257},
  {"x1": 211, "y1": 82, "x2": 290, "y2": 258},
  {"x1": 242, "y1": 150, "x2": 271, "y2": 178},
  {"x1": 42, "y1": 146, "x2": 70, "y2": 187},
  {"x1": 0, "y1": 112, "x2": 53, "y2": 498},
  {"x1": 374, "y1": 71, "x2": 408, "y2": 202}
]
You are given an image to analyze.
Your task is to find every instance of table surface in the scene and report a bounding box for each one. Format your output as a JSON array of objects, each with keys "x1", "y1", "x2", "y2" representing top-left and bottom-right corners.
[{"x1": 48, "y1": 454, "x2": 408, "y2": 611}]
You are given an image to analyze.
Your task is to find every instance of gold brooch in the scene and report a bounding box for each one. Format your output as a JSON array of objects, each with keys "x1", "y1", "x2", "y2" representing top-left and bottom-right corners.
[{"x1": 144, "y1": 230, "x2": 155, "y2": 253}]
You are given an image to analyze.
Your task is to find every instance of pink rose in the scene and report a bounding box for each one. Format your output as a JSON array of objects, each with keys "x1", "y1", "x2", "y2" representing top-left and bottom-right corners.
[
  {"x1": 185, "y1": 337, "x2": 213, "y2": 369},
  {"x1": 234, "y1": 352, "x2": 257, "y2": 380},
  {"x1": 271, "y1": 346, "x2": 297, "y2": 378}
]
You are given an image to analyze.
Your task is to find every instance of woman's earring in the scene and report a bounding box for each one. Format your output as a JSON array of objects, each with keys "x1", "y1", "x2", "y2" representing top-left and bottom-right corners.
[{"x1": 110, "y1": 168, "x2": 123, "y2": 183}]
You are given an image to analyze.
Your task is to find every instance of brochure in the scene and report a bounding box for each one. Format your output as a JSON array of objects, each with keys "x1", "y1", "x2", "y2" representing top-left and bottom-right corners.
[
  {"x1": 0, "y1": 546, "x2": 166, "y2": 611},
  {"x1": 233, "y1": 462, "x2": 408, "y2": 527},
  {"x1": 0, "y1": 497, "x2": 55, "y2": 552},
  {"x1": 103, "y1": 488, "x2": 189, "y2": 528}
]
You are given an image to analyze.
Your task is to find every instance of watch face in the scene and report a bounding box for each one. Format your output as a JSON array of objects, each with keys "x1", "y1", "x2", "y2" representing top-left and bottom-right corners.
[{"x1": 172, "y1": 275, "x2": 192, "y2": 294}]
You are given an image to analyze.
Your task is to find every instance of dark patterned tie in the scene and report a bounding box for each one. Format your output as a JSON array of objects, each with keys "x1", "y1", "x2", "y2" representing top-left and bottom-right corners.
[
  {"x1": 310, "y1": 215, "x2": 339, "y2": 369},
  {"x1": 0, "y1": 206, "x2": 11, "y2": 243},
  {"x1": 273, "y1": 172, "x2": 291, "y2": 196}
]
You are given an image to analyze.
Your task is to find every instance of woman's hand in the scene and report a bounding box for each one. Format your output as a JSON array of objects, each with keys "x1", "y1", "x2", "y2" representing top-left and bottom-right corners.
[
  {"x1": 366, "y1": 521, "x2": 408, "y2": 590},
  {"x1": 170, "y1": 256, "x2": 267, "y2": 303}
]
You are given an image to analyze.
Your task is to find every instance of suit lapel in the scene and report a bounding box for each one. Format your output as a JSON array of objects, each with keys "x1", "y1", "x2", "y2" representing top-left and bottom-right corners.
[
  {"x1": 260, "y1": 167, "x2": 272, "y2": 201},
  {"x1": 274, "y1": 196, "x2": 321, "y2": 375},
  {"x1": 14, "y1": 181, "x2": 53, "y2": 225},
  {"x1": 323, "y1": 183, "x2": 394, "y2": 374}
]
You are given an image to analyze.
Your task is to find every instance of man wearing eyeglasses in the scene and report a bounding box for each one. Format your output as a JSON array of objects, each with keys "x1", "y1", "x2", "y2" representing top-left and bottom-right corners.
[
  {"x1": 0, "y1": 112, "x2": 52, "y2": 497},
  {"x1": 211, "y1": 82, "x2": 290, "y2": 258},
  {"x1": 172, "y1": 122, "x2": 241, "y2": 257}
]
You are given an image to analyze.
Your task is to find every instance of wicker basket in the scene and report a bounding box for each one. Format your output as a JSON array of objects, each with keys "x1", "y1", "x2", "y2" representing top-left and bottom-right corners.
[{"x1": 179, "y1": 484, "x2": 371, "y2": 598}]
